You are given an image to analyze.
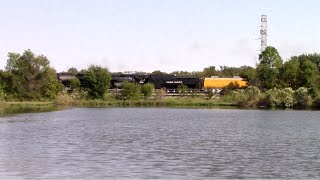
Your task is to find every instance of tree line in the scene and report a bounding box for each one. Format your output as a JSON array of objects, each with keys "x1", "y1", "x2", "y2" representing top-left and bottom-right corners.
[{"x1": 1, "y1": 47, "x2": 320, "y2": 106}]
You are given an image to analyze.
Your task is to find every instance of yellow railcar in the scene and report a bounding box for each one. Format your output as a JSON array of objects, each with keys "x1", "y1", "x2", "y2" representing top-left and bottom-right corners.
[{"x1": 203, "y1": 77, "x2": 247, "y2": 89}]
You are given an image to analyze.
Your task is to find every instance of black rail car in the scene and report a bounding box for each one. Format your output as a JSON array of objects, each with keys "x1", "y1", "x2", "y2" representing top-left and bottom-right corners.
[
  {"x1": 146, "y1": 75, "x2": 201, "y2": 89},
  {"x1": 57, "y1": 73, "x2": 85, "y2": 87},
  {"x1": 58, "y1": 73, "x2": 202, "y2": 91},
  {"x1": 110, "y1": 74, "x2": 149, "y2": 88}
]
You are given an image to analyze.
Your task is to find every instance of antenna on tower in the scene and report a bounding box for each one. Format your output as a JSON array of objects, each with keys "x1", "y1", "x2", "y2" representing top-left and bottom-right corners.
[{"x1": 260, "y1": 15, "x2": 267, "y2": 52}]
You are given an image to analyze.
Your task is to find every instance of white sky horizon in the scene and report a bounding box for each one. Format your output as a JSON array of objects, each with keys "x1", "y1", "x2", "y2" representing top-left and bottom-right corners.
[{"x1": 1, "y1": 0, "x2": 320, "y2": 73}]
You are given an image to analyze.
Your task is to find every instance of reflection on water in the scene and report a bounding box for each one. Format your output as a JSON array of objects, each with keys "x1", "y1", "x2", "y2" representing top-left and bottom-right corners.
[{"x1": 0, "y1": 108, "x2": 320, "y2": 179}]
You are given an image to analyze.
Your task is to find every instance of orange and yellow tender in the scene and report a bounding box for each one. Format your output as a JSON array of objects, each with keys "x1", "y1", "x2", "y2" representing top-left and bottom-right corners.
[{"x1": 203, "y1": 77, "x2": 247, "y2": 89}]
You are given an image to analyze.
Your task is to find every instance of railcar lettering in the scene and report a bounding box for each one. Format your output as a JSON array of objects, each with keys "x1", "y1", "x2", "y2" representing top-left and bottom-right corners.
[{"x1": 166, "y1": 81, "x2": 183, "y2": 84}]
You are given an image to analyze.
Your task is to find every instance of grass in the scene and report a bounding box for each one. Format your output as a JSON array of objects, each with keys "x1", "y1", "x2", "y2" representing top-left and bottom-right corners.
[
  {"x1": 0, "y1": 97, "x2": 238, "y2": 116},
  {"x1": 59, "y1": 97, "x2": 238, "y2": 108},
  {"x1": 0, "y1": 101, "x2": 59, "y2": 116},
  {"x1": 3, "y1": 101, "x2": 55, "y2": 106},
  {"x1": 0, "y1": 94, "x2": 239, "y2": 114}
]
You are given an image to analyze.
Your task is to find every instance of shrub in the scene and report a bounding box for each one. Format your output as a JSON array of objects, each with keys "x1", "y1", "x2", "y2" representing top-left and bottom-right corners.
[
  {"x1": 280, "y1": 88, "x2": 294, "y2": 108},
  {"x1": 177, "y1": 84, "x2": 189, "y2": 96},
  {"x1": 222, "y1": 86, "x2": 261, "y2": 107},
  {"x1": 230, "y1": 90, "x2": 248, "y2": 106},
  {"x1": 55, "y1": 91, "x2": 77, "y2": 105},
  {"x1": 154, "y1": 88, "x2": 166, "y2": 100},
  {"x1": 141, "y1": 83, "x2": 154, "y2": 99},
  {"x1": 294, "y1": 87, "x2": 312, "y2": 108},
  {"x1": 0, "y1": 82, "x2": 5, "y2": 101},
  {"x1": 70, "y1": 77, "x2": 81, "y2": 90},
  {"x1": 244, "y1": 86, "x2": 261, "y2": 102},
  {"x1": 264, "y1": 88, "x2": 281, "y2": 107},
  {"x1": 220, "y1": 82, "x2": 240, "y2": 95},
  {"x1": 206, "y1": 89, "x2": 214, "y2": 99},
  {"x1": 263, "y1": 88, "x2": 294, "y2": 108},
  {"x1": 120, "y1": 82, "x2": 142, "y2": 100},
  {"x1": 70, "y1": 89, "x2": 88, "y2": 100}
]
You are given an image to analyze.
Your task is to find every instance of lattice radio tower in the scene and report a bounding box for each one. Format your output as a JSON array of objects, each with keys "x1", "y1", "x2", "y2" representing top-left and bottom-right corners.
[{"x1": 260, "y1": 15, "x2": 268, "y2": 52}]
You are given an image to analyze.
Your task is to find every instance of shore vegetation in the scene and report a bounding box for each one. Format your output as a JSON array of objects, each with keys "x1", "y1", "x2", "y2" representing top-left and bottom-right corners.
[{"x1": 1, "y1": 47, "x2": 320, "y2": 110}]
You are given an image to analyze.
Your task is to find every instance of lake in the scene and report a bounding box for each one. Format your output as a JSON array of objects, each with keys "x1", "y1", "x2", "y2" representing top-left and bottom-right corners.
[{"x1": 0, "y1": 108, "x2": 320, "y2": 179}]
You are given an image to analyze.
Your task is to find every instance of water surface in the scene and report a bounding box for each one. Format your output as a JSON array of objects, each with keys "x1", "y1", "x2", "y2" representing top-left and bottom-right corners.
[{"x1": 0, "y1": 108, "x2": 320, "y2": 179}]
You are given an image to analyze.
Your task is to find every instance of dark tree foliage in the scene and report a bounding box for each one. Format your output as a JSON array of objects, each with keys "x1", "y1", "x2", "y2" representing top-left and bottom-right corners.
[
  {"x1": 258, "y1": 46, "x2": 283, "y2": 69},
  {"x1": 4, "y1": 50, "x2": 62, "y2": 100},
  {"x1": 298, "y1": 59, "x2": 319, "y2": 88},
  {"x1": 220, "y1": 82, "x2": 241, "y2": 95},
  {"x1": 295, "y1": 53, "x2": 320, "y2": 71},
  {"x1": 84, "y1": 65, "x2": 111, "y2": 99},
  {"x1": 239, "y1": 66, "x2": 256, "y2": 86},
  {"x1": 219, "y1": 66, "x2": 240, "y2": 77},
  {"x1": 279, "y1": 58, "x2": 300, "y2": 89},
  {"x1": 279, "y1": 54, "x2": 320, "y2": 95},
  {"x1": 67, "y1": 67, "x2": 78, "y2": 75},
  {"x1": 70, "y1": 77, "x2": 81, "y2": 90},
  {"x1": 151, "y1": 70, "x2": 167, "y2": 75},
  {"x1": 256, "y1": 46, "x2": 283, "y2": 89},
  {"x1": 256, "y1": 63, "x2": 279, "y2": 89},
  {"x1": 202, "y1": 66, "x2": 218, "y2": 77}
]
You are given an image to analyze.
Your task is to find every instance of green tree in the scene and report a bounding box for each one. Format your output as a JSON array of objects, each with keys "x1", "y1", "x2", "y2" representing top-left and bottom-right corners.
[
  {"x1": 4, "y1": 50, "x2": 61, "y2": 100},
  {"x1": 120, "y1": 82, "x2": 142, "y2": 100},
  {"x1": 0, "y1": 71, "x2": 13, "y2": 99},
  {"x1": 298, "y1": 59, "x2": 319, "y2": 89},
  {"x1": 70, "y1": 77, "x2": 81, "y2": 90},
  {"x1": 239, "y1": 66, "x2": 256, "y2": 86},
  {"x1": 295, "y1": 53, "x2": 320, "y2": 71},
  {"x1": 41, "y1": 68, "x2": 64, "y2": 99},
  {"x1": 258, "y1": 46, "x2": 283, "y2": 69},
  {"x1": 202, "y1": 66, "x2": 218, "y2": 77},
  {"x1": 151, "y1": 70, "x2": 167, "y2": 75},
  {"x1": 67, "y1": 67, "x2": 78, "y2": 75},
  {"x1": 279, "y1": 58, "x2": 300, "y2": 89},
  {"x1": 141, "y1": 83, "x2": 154, "y2": 98},
  {"x1": 219, "y1": 66, "x2": 240, "y2": 77},
  {"x1": 84, "y1": 65, "x2": 111, "y2": 99},
  {"x1": 256, "y1": 46, "x2": 283, "y2": 89}
]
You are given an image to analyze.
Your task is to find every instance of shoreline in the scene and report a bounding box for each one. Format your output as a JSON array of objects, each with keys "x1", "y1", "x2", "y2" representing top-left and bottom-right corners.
[{"x1": 1, "y1": 98, "x2": 317, "y2": 111}]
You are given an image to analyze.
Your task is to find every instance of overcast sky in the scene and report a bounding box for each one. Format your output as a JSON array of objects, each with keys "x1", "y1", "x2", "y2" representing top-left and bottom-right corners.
[{"x1": 1, "y1": 0, "x2": 320, "y2": 73}]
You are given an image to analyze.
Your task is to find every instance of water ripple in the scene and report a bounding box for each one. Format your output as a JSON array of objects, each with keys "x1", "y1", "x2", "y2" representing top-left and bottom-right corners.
[{"x1": 0, "y1": 108, "x2": 320, "y2": 179}]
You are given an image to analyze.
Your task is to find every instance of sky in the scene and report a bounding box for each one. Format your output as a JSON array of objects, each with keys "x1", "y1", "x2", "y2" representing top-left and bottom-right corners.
[{"x1": 1, "y1": 0, "x2": 320, "y2": 73}]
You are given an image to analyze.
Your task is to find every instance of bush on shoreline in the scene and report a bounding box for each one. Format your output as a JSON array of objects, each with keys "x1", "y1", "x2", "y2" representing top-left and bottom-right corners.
[{"x1": 223, "y1": 86, "x2": 315, "y2": 109}]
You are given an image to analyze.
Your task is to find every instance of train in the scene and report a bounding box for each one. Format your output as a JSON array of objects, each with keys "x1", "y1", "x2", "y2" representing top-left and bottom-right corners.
[{"x1": 57, "y1": 73, "x2": 247, "y2": 92}]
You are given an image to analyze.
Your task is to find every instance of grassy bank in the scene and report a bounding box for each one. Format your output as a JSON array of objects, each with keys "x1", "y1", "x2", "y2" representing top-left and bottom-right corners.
[
  {"x1": 0, "y1": 101, "x2": 59, "y2": 116},
  {"x1": 2, "y1": 101, "x2": 55, "y2": 106},
  {"x1": 0, "y1": 98, "x2": 238, "y2": 116},
  {"x1": 53, "y1": 92, "x2": 238, "y2": 108},
  {"x1": 73, "y1": 98, "x2": 237, "y2": 108},
  {"x1": 1, "y1": 97, "x2": 237, "y2": 108}
]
